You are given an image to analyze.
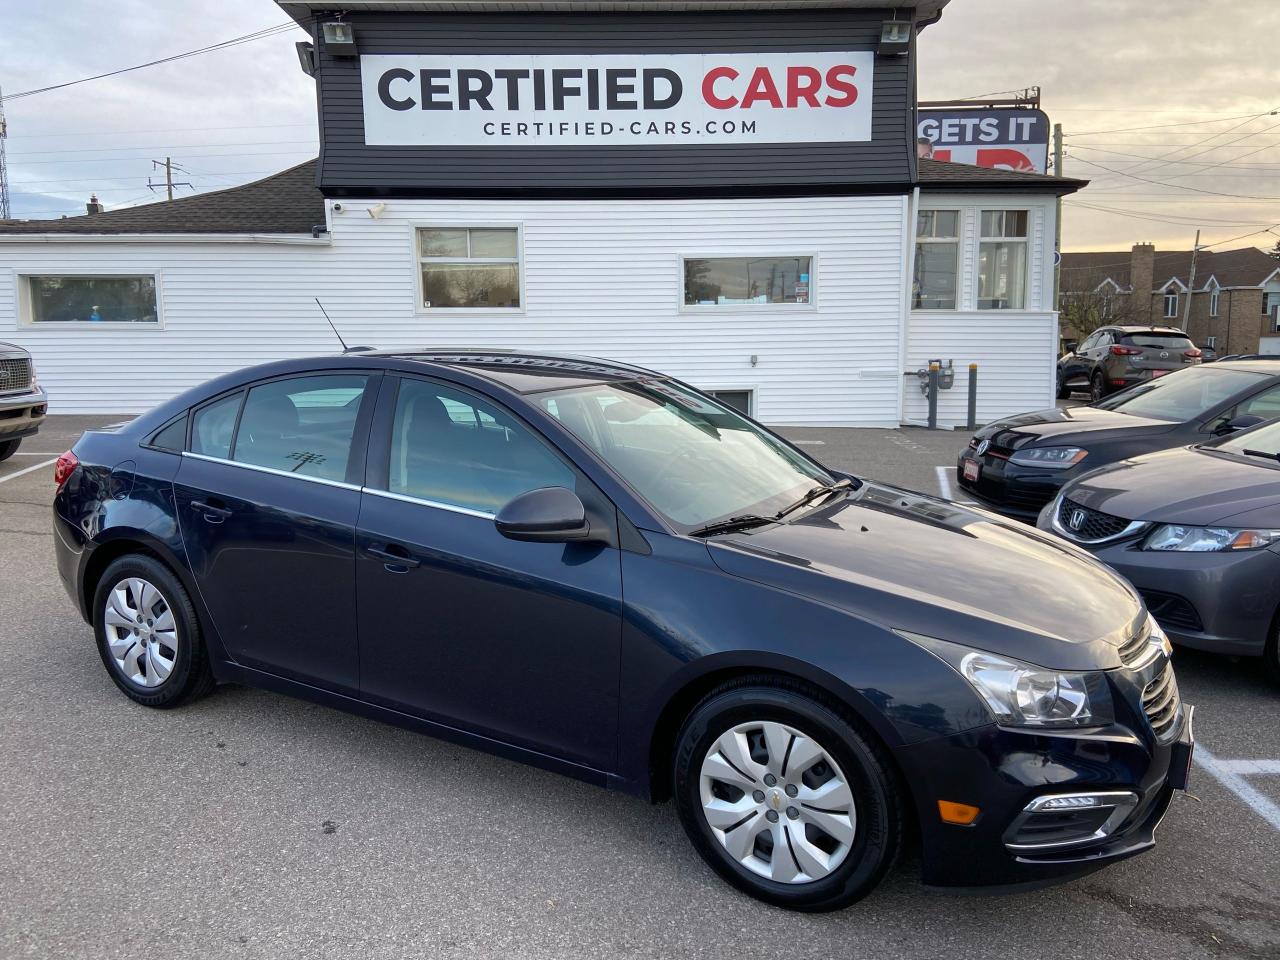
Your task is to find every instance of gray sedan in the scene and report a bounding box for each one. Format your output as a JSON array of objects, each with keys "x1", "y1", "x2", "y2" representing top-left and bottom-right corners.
[{"x1": 1037, "y1": 418, "x2": 1280, "y2": 680}]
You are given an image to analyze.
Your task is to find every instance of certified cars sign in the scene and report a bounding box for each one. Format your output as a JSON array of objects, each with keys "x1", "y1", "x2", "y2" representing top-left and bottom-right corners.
[{"x1": 361, "y1": 53, "x2": 874, "y2": 146}]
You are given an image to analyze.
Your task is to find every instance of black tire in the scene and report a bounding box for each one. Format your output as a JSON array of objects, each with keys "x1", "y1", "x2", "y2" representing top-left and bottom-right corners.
[
  {"x1": 1264, "y1": 620, "x2": 1280, "y2": 685},
  {"x1": 1056, "y1": 372, "x2": 1071, "y2": 400},
  {"x1": 1090, "y1": 371, "x2": 1106, "y2": 402},
  {"x1": 92, "y1": 554, "x2": 215, "y2": 708},
  {"x1": 673, "y1": 677, "x2": 903, "y2": 912},
  {"x1": 0, "y1": 438, "x2": 19, "y2": 462}
]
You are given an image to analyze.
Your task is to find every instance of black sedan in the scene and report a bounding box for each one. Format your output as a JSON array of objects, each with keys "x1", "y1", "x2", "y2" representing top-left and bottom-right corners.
[
  {"x1": 53, "y1": 351, "x2": 1191, "y2": 910},
  {"x1": 958, "y1": 361, "x2": 1280, "y2": 519},
  {"x1": 1037, "y1": 418, "x2": 1280, "y2": 679}
]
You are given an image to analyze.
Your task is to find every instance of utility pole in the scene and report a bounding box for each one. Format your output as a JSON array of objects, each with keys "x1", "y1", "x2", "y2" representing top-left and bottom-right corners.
[
  {"x1": 0, "y1": 84, "x2": 10, "y2": 220},
  {"x1": 1182, "y1": 229, "x2": 1201, "y2": 331},
  {"x1": 148, "y1": 157, "x2": 192, "y2": 201},
  {"x1": 1052, "y1": 123, "x2": 1063, "y2": 312}
]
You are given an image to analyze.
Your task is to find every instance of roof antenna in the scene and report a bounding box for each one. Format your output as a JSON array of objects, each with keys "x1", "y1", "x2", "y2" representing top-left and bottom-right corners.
[{"x1": 315, "y1": 297, "x2": 373, "y2": 354}]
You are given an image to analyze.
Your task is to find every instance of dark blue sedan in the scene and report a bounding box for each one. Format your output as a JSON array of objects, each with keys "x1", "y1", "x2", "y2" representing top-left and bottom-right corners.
[{"x1": 53, "y1": 351, "x2": 1193, "y2": 910}]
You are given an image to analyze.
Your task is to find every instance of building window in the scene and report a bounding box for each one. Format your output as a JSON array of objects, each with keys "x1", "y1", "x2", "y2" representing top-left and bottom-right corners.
[
  {"x1": 24, "y1": 275, "x2": 158, "y2": 324},
  {"x1": 417, "y1": 227, "x2": 521, "y2": 309},
  {"x1": 1209, "y1": 286, "x2": 1220, "y2": 318},
  {"x1": 1164, "y1": 291, "x2": 1180, "y2": 319},
  {"x1": 1265, "y1": 291, "x2": 1280, "y2": 317},
  {"x1": 683, "y1": 256, "x2": 813, "y2": 307},
  {"x1": 1205, "y1": 336, "x2": 1217, "y2": 349},
  {"x1": 913, "y1": 210, "x2": 959, "y2": 310},
  {"x1": 705, "y1": 389, "x2": 754, "y2": 417},
  {"x1": 977, "y1": 210, "x2": 1028, "y2": 310}
]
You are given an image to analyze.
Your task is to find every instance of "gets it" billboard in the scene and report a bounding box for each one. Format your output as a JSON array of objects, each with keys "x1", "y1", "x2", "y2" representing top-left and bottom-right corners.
[
  {"x1": 917, "y1": 108, "x2": 1050, "y2": 174},
  {"x1": 361, "y1": 52, "x2": 875, "y2": 147}
]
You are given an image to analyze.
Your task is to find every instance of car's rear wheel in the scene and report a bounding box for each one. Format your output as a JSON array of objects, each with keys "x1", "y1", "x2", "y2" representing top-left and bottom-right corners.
[
  {"x1": 0, "y1": 438, "x2": 19, "y2": 462},
  {"x1": 93, "y1": 555, "x2": 215, "y2": 708},
  {"x1": 673, "y1": 679, "x2": 902, "y2": 911},
  {"x1": 1090, "y1": 371, "x2": 1106, "y2": 402}
]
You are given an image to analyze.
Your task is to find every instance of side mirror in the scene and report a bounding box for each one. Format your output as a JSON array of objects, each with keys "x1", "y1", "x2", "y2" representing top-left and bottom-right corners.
[
  {"x1": 495, "y1": 486, "x2": 592, "y2": 543},
  {"x1": 1213, "y1": 414, "x2": 1265, "y2": 436}
]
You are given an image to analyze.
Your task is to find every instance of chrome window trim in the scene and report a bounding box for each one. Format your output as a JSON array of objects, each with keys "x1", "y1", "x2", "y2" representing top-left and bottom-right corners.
[
  {"x1": 361, "y1": 486, "x2": 497, "y2": 520},
  {"x1": 1049, "y1": 493, "x2": 1150, "y2": 545},
  {"x1": 1003, "y1": 790, "x2": 1139, "y2": 852},
  {"x1": 181, "y1": 451, "x2": 362, "y2": 492}
]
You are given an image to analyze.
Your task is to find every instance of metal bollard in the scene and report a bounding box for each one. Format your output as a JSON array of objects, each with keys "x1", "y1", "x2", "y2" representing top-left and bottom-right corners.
[
  {"x1": 967, "y1": 363, "x2": 978, "y2": 431},
  {"x1": 927, "y1": 362, "x2": 939, "y2": 430}
]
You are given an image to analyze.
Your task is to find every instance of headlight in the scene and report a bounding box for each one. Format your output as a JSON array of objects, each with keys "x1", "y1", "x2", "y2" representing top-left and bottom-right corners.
[
  {"x1": 1143, "y1": 524, "x2": 1279, "y2": 552},
  {"x1": 1008, "y1": 446, "x2": 1088, "y2": 469},
  {"x1": 899, "y1": 632, "x2": 1109, "y2": 729}
]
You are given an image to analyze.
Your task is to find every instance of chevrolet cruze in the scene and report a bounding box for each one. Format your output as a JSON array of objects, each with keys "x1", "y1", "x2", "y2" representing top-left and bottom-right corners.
[{"x1": 53, "y1": 351, "x2": 1192, "y2": 911}]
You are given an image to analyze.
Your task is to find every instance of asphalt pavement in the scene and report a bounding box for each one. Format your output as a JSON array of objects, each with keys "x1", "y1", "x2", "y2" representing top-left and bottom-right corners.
[{"x1": 0, "y1": 415, "x2": 1276, "y2": 959}]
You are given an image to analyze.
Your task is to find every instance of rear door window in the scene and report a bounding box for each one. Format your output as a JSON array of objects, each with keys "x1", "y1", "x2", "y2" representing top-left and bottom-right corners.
[
  {"x1": 231, "y1": 374, "x2": 369, "y2": 482},
  {"x1": 190, "y1": 393, "x2": 243, "y2": 459}
]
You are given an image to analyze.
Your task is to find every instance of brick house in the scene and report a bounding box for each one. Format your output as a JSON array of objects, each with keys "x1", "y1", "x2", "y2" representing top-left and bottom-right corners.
[{"x1": 1060, "y1": 243, "x2": 1280, "y2": 356}]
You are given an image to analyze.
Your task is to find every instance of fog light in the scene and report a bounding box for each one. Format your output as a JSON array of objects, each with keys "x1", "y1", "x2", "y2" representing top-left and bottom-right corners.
[
  {"x1": 1004, "y1": 791, "x2": 1138, "y2": 851},
  {"x1": 1038, "y1": 795, "x2": 1102, "y2": 810}
]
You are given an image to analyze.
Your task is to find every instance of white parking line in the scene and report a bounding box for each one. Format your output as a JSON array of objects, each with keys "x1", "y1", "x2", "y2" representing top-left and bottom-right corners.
[
  {"x1": 1194, "y1": 745, "x2": 1280, "y2": 831},
  {"x1": 10, "y1": 451, "x2": 64, "y2": 456},
  {"x1": 0, "y1": 458, "x2": 58, "y2": 484},
  {"x1": 1213, "y1": 759, "x2": 1280, "y2": 776},
  {"x1": 792, "y1": 440, "x2": 826, "y2": 446},
  {"x1": 934, "y1": 465, "x2": 953, "y2": 500}
]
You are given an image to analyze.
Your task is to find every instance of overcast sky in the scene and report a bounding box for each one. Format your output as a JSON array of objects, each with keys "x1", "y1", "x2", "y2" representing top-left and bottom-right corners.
[{"x1": 2, "y1": 0, "x2": 1277, "y2": 253}]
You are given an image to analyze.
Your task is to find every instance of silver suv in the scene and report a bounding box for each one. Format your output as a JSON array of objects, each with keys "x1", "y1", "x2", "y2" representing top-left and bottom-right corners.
[
  {"x1": 0, "y1": 342, "x2": 47, "y2": 461},
  {"x1": 1058, "y1": 326, "x2": 1202, "y2": 401}
]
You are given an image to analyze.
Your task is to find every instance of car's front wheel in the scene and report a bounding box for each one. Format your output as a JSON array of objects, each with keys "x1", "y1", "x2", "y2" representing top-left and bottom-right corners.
[
  {"x1": 0, "y1": 438, "x2": 19, "y2": 462},
  {"x1": 673, "y1": 679, "x2": 903, "y2": 911},
  {"x1": 93, "y1": 555, "x2": 215, "y2": 708},
  {"x1": 1056, "y1": 372, "x2": 1071, "y2": 400}
]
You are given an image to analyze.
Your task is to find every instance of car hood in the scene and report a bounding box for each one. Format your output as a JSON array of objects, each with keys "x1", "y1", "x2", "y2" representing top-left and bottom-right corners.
[
  {"x1": 1062, "y1": 446, "x2": 1280, "y2": 526},
  {"x1": 975, "y1": 405, "x2": 1178, "y2": 448},
  {"x1": 706, "y1": 482, "x2": 1144, "y2": 672}
]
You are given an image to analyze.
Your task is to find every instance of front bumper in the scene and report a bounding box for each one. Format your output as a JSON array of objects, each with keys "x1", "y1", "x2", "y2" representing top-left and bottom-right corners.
[
  {"x1": 0, "y1": 387, "x2": 48, "y2": 441},
  {"x1": 955, "y1": 452, "x2": 1077, "y2": 521},
  {"x1": 895, "y1": 675, "x2": 1192, "y2": 889},
  {"x1": 1036, "y1": 504, "x2": 1278, "y2": 656}
]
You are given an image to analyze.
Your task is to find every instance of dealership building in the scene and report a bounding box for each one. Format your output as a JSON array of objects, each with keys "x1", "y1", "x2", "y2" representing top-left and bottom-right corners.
[{"x1": 0, "y1": 0, "x2": 1082, "y2": 427}]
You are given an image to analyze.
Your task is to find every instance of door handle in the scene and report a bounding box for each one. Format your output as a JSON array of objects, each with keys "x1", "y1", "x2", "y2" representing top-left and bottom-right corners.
[
  {"x1": 190, "y1": 500, "x2": 233, "y2": 523},
  {"x1": 366, "y1": 544, "x2": 421, "y2": 571}
]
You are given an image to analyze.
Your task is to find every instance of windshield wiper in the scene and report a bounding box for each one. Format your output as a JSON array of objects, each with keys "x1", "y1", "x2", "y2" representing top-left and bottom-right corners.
[
  {"x1": 772, "y1": 478, "x2": 855, "y2": 522},
  {"x1": 1241, "y1": 448, "x2": 1280, "y2": 463},
  {"x1": 688, "y1": 515, "x2": 775, "y2": 538}
]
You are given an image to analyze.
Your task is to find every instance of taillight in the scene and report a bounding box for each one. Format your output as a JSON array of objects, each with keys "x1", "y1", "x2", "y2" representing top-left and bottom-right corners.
[
  {"x1": 1184, "y1": 348, "x2": 1202, "y2": 359},
  {"x1": 1110, "y1": 345, "x2": 1143, "y2": 356},
  {"x1": 53, "y1": 450, "x2": 78, "y2": 490}
]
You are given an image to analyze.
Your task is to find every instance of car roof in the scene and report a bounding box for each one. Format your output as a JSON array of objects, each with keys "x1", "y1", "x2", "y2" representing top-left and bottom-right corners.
[
  {"x1": 368, "y1": 349, "x2": 664, "y2": 394},
  {"x1": 1104, "y1": 325, "x2": 1188, "y2": 335},
  {"x1": 1199, "y1": 360, "x2": 1280, "y2": 375}
]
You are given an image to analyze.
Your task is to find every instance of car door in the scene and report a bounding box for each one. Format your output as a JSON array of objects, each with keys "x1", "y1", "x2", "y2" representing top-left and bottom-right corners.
[
  {"x1": 173, "y1": 371, "x2": 377, "y2": 693},
  {"x1": 354, "y1": 375, "x2": 623, "y2": 770},
  {"x1": 1061, "y1": 332, "x2": 1098, "y2": 385}
]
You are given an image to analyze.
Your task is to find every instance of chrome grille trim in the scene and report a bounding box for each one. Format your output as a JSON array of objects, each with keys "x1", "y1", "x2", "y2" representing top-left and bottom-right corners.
[
  {"x1": 1049, "y1": 493, "x2": 1149, "y2": 545},
  {"x1": 1142, "y1": 663, "x2": 1181, "y2": 741},
  {"x1": 0, "y1": 358, "x2": 33, "y2": 396}
]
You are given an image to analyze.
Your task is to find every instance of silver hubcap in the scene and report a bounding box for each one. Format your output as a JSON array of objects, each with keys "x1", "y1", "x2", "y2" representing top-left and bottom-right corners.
[
  {"x1": 699, "y1": 720, "x2": 856, "y2": 884},
  {"x1": 103, "y1": 577, "x2": 177, "y2": 688}
]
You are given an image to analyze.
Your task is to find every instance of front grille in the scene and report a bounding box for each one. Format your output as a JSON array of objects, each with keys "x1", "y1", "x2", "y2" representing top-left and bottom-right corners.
[
  {"x1": 0, "y1": 357, "x2": 33, "y2": 396},
  {"x1": 1142, "y1": 664, "x2": 1181, "y2": 740},
  {"x1": 1057, "y1": 497, "x2": 1131, "y2": 542},
  {"x1": 1117, "y1": 625, "x2": 1151, "y2": 667},
  {"x1": 1138, "y1": 589, "x2": 1204, "y2": 632}
]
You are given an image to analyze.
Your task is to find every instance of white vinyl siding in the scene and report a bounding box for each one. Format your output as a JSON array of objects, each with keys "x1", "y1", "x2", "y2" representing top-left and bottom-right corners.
[{"x1": 0, "y1": 195, "x2": 908, "y2": 425}]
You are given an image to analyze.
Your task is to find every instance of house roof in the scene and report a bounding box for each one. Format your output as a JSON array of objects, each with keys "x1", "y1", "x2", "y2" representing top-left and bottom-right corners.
[
  {"x1": 0, "y1": 161, "x2": 325, "y2": 236},
  {"x1": 917, "y1": 158, "x2": 1087, "y2": 196},
  {"x1": 1061, "y1": 246, "x2": 1280, "y2": 292},
  {"x1": 278, "y1": 1, "x2": 952, "y2": 26}
]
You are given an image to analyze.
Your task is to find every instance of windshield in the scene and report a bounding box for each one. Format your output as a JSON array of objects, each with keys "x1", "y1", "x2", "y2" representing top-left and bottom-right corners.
[
  {"x1": 534, "y1": 380, "x2": 833, "y2": 529},
  {"x1": 1094, "y1": 366, "x2": 1266, "y2": 421},
  {"x1": 1213, "y1": 418, "x2": 1280, "y2": 458}
]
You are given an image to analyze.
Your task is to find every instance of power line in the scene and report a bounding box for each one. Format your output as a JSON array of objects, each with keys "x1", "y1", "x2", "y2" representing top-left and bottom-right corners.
[
  {"x1": 1067, "y1": 144, "x2": 1280, "y2": 169},
  {"x1": 10, "y1": 122, "x2": 314, "y2": 140},
  {"x1": 1066, "y1": 199, "x2": 1277, "y2": 227},
  {"x1": 0, "y1": 23, "x2": 299, "y2": 103},
  {"x1": 12, "y1": 148, "x2": 316, "y2": 167},
  {"x1": 10, "y1": 138, "x2": 317, "y2": 158},
  {"x1": 1069, "y1": 112, "x2": 1276, "y2": 137},
  {"x1": 1123, "y1": 113, "x2": 1280, "y2": 178},
  {"x1": 1071, "y1": 156, "x2": 1280, "y2": 200}
]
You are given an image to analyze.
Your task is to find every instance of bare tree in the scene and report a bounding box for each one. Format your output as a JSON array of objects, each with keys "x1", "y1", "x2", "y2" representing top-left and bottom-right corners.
[{"x1": 1059, "y1": 271, "x2": 1132, "y2": 341}]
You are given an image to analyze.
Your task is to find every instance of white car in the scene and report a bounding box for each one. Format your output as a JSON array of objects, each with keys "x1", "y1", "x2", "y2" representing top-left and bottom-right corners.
[{"x1": 0, "y1": 341, "x2": 47, "y2": 461}]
